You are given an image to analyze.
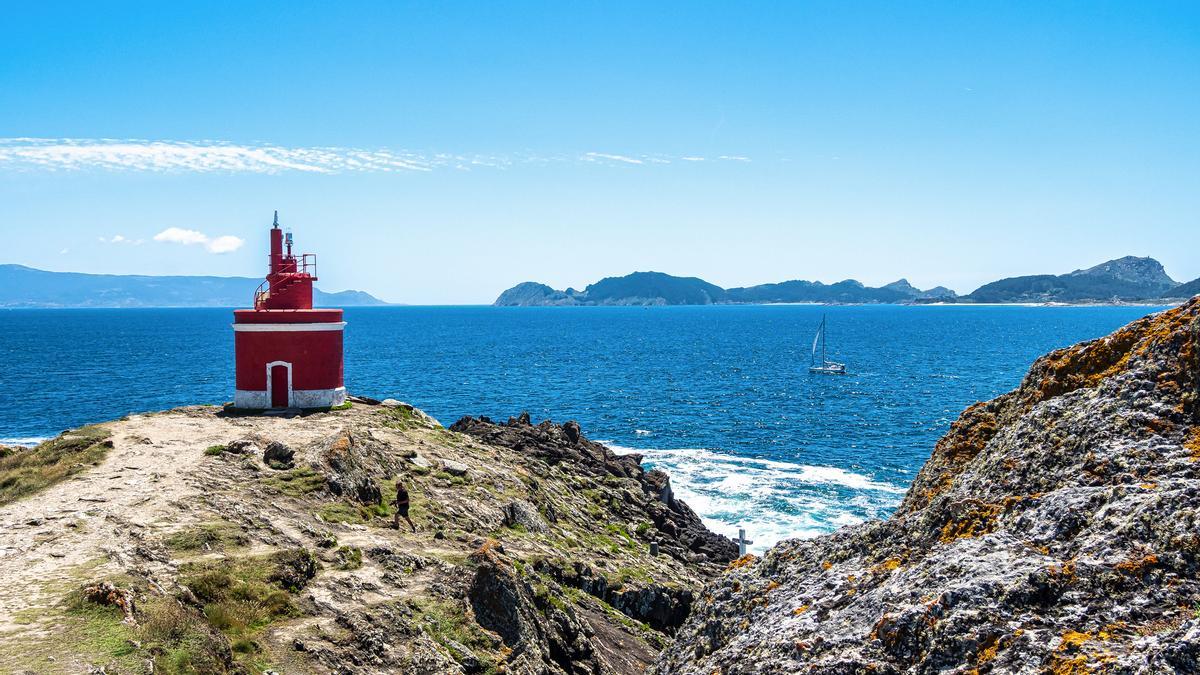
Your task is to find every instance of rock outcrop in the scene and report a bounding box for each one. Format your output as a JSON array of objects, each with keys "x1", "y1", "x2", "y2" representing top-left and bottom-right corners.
[
  {"x1": 450, "y1": 414, "x2": 738, "y2": 565},
  {"x1": 0, "y1": 399, "x2": 732, "y2": 674},
  {"x1": 656, "y1": 298, "x2": 1200, "y2": 673}
]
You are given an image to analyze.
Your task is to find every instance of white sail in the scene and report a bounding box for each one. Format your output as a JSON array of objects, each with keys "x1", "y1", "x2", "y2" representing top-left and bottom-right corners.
[{"x1": 811, "y1": 324, "x2": 821, "y2": 358}]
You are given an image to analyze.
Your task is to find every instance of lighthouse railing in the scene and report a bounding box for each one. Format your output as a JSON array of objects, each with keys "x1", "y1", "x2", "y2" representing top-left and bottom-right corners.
[{"x1": 253, "y1": 279, "x2": 270, "y2": 309}]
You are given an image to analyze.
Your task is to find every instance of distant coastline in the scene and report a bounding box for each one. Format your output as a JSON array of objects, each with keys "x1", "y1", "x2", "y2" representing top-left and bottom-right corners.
[
  {"x1": 495, "y1": 256, "x2": 1198, "y2": 307},
  {"x1": 0, "y1": 264, "x2": 390, "y2": 309}
]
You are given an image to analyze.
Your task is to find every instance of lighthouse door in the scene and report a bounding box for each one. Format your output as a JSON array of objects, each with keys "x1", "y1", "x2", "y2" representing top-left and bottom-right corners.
[{"x1": 270, "y1": 364, "x2": 290, "y2": 408}]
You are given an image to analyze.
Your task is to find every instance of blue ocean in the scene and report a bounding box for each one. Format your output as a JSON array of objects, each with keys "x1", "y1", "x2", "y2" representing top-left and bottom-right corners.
[{"x1": 0, "y1": 305, "x2": 1164, "y2": 551}]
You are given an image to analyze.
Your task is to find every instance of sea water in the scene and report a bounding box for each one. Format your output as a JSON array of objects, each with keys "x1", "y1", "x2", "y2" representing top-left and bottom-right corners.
[{"x1": 0, "y1": 304, "x2": 1164, "y2": 551}]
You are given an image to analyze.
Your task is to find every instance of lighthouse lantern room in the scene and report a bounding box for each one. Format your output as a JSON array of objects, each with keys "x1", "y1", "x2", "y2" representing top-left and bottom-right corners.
[{"x1": 233, "y1": 212, "x2": 346, "y2": 409}]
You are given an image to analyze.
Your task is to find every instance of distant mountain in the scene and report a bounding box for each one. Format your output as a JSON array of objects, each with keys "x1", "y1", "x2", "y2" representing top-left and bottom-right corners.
[
  {"x1": 494, "y1": 271, "x2": 955, "y2": 306},
  {"x1": 881, "y1": 279, "x2": 958, "y2": 301},
  {"x1": 1169, "y1": 277, "x2": 1200, "y2": 298},
  {"x1": 965, "y1": 256, "x2": 1180, "y2": 303},
  {"x1": 495, "y1": 257, "x2": 1192, "y2": 307},
  {"x1": 0, "y1": 264, "x2": 389, "y2": 308}
]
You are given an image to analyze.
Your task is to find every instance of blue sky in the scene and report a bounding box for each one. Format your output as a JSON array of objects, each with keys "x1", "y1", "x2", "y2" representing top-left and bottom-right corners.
[{"x1": 1, "y1": 1, "x2": 1197, "y2": 303}]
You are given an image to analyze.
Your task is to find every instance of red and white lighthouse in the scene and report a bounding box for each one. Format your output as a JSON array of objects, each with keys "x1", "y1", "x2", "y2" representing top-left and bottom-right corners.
[{"x1": 233, "y1": 212, "x2": 345, "y2": 409}]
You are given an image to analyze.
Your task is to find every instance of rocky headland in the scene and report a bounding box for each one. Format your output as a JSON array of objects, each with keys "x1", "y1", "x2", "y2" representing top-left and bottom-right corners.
[
  {"x1": 655, "y1": 297, "x2": 1200, "y2": 673},
  {"x1": 0, "y1": 402, "x2": 733, "y2": 673},
  {"x1": 3, "y1": 299, "x2": 1199, "y2": 674}
]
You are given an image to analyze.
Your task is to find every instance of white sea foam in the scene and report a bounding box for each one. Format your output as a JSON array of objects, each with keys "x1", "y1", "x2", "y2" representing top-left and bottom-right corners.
[
  {"x1": 0, "y1": 437, "x2": 47, "y2": 447},
  {"x1": 600, "y1": 441, "x2": 908, "y2": 553},
  {"x1": 634, "y1": 429, "x2": 652, "y2": 436}
]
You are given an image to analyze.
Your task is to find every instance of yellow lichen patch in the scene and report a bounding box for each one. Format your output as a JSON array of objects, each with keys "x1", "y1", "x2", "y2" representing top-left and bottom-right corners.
[
  {"x1": 976, "y1": 634, "x2": 1000, "y2": 665},
  {"x1": 764, "y1": 580, "x2": 780, "y2": 593},
  {"x1": 1048, "y1": 559, "x2": 1077, "y2": 583},
  {"x1": 1058, "y1": 630, "x2": 1092, "y2": 651},
  {"x1": 821, "y1": 560, "x2": 832, "y2": 570},
  {"x1": 792, "y1": 605, "x2": 809, "y2": 615},
  {"x1": 725, "y1": 554, "x2": 757, "y2": 572},
  {"x1": 871, "y1": 557, "x2": 903, "y2": 573},
  {"x1": 939, "y1": 494, "x2": 1039, "y2": 543},
  {"x1": 1139, "y1": 482, "x2": 1157, "y2": 490},
  {"x1": 1186, "y1": 427, "x2": 1200, "y2": 461},
  {"x1": 1098, "y1": 622, "x2": 1126, "y2": 640},
  {"x1": 1049, "y1": 654, "x2": 1090, "y2": 675},
  {"x1": 1114, "y1": 553, "x2": 1158, "y2": 575}
]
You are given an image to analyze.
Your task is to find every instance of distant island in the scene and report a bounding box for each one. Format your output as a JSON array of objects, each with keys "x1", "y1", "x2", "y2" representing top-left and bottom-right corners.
[
  {"x1": 0, "y1": 264, "x2": 389, "y2": 308},
  {"x1": 495, "y1": 256, "x2": 1199, "y2": 306}
]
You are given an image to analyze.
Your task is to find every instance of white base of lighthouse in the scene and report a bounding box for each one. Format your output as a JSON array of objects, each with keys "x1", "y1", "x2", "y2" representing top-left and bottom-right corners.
[{"x1": 234, "y1": 386, "x2": 346, "y2": 410}]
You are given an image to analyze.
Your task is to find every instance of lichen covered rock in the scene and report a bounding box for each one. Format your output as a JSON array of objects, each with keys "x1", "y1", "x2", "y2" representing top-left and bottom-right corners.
[{"x1": 656, "y1": 299, "x2": 1200, "y2": 674}]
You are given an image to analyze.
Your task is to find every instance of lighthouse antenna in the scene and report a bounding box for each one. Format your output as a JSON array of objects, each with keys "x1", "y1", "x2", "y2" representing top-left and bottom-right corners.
[{"x1": 273, "y1": 210, "x2": 279, "y2": 229}]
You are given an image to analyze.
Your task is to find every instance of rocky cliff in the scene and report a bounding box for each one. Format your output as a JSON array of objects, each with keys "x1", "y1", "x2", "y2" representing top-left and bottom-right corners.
[
  {"x1": 0, "y1": 403, "x2": 733, "y2": 673},
  {"x1": 656, "y1": 298, "x2": 1200, "y2": 673}
]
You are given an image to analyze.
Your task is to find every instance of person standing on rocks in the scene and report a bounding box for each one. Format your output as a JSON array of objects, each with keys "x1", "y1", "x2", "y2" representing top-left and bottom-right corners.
[{"x1": 392, "y1": 480, "x2": 416, "y2": 532}]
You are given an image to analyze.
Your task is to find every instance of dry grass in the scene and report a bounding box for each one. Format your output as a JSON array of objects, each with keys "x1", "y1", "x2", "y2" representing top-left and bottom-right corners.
[{"x1": 0, "y1": 425, "x2": 112, "y2": 506}]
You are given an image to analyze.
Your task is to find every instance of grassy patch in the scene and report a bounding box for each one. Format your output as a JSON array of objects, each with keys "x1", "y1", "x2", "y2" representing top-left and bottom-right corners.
[
  {"x1": 62, "y1": 595, "x2": 143, "y2": 671},
  {"x1": 411, "y1": 598, "x2": 501, "y2": 673},
  {"x1": 165, "y1": 521, "x2": 249, "y2": 552},
  {"x1": 138, "y1": 595, "x2": 238, "y2": 674},
  {"x1": 0, "y1": 425, "x2": 112, "y2": 506},
  {"x1": 329, "y1": 401, "x2": 353, "y2": 411},
  {"x1": 178, "y1": 550, "x2": 314, "y2": 670},
  {"x1": 262, "y1": 466, "x2": 327, "y2": 497},
  {"x1": 316, "y1": 500, "x2": 390, "y2": 525},
  {"x1": 204, "y1": 444, "x2": 228, "y2": 456},
  {"x1": 379, "y1": 405, "x2": 422, "y2": 430}
]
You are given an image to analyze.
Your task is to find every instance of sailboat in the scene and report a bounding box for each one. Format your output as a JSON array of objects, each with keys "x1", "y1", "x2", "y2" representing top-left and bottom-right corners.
[{"x1": 809, "y1": 314, "x2": 847, "y2": 375}]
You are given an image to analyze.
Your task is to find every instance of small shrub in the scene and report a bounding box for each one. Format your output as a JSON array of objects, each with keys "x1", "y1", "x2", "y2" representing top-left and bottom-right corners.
[
  {"x1": 335, "y1": 546, "x2": 363, "y2": 570},
  {"x1": 268, "y1": 548, "x2": 319, "y2": 591},
  {"x1": 204, "y1": 445, "x2": 228, "y2": 456}
]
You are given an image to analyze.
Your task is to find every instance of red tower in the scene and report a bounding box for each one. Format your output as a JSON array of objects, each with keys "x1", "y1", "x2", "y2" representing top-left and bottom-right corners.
[{"x1": 233, "y1": 212, "x2": 345, "y2": 409}]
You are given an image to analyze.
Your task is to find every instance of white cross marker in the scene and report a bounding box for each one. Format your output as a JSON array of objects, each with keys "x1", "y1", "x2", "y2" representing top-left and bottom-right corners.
[{"x1": 734, "y1": 528, "x2": 754, "y2": 556}]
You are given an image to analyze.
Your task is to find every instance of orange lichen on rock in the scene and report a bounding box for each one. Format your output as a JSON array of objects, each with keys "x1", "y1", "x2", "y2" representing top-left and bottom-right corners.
[
  {"x1": 725, "y1": 554, "x2": 757, "y2": 572},
  {"x1": 1058, "y1": 630, "x2": 1092, "y2": 651},
  {"x1": 1114, "y1": 553, "x2": 1158, "y2": 575},
  {"x1": 976, "y1": 634, "x2": 1000, "y2": 665},
  {"x1": 1186, "y1": 427, "x2": 1200, "y2": 461},
  {"x1": 1049, "y1": 559, "x2": 1077, "y2": 583},
  {"x1": 792, "y1": 605, "x2": 809, "y2": 615},
  {"x1": 871, "y1": 557, "x2": 903, "y2": 574},
  {"x1": 764, "y1": 580, "x2": 780, "y2": 593}
]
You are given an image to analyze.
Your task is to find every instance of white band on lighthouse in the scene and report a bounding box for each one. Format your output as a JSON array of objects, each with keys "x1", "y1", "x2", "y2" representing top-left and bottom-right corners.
[
  {"x1": 234, "y1": 387, "x2": 347, "y2": 409},
  {"x1": 232, "y1": 322, "x2": 347, "y2": 332}
]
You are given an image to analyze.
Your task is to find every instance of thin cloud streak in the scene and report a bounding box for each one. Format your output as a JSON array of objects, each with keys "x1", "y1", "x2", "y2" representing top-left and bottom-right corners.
[{"x1": 0, "y1": 139, "x2": 751, "y2": 174}]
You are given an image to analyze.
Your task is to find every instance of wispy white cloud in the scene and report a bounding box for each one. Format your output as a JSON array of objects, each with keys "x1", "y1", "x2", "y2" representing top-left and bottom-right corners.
[
  {"x1": 154, "y1": 227, "x2": 244, "y2": 254},
  {"x1": 0, "y1": 138, "x2": 752, "y2": 174},
  {"x1": 206, "y1": 235, "x2": 244, "y2": 254},
  {"x1": 718, "y1": 155, "x2": 751, "y2": 162},
  {"x1": 98, "y1": 234, "x2": 145, "y2": 245},
  {"x1": 583, "y1": 152, "x2": 645, "y2": 165}
]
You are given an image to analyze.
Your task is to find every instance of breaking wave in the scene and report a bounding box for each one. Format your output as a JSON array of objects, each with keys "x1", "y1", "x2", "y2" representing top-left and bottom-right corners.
[
  {"x1": 0, "y1": 436, "x2": 47, "y2": 447},
  {"x1": 602, "y1": 442, "x2": 908, "y2": 553}
]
